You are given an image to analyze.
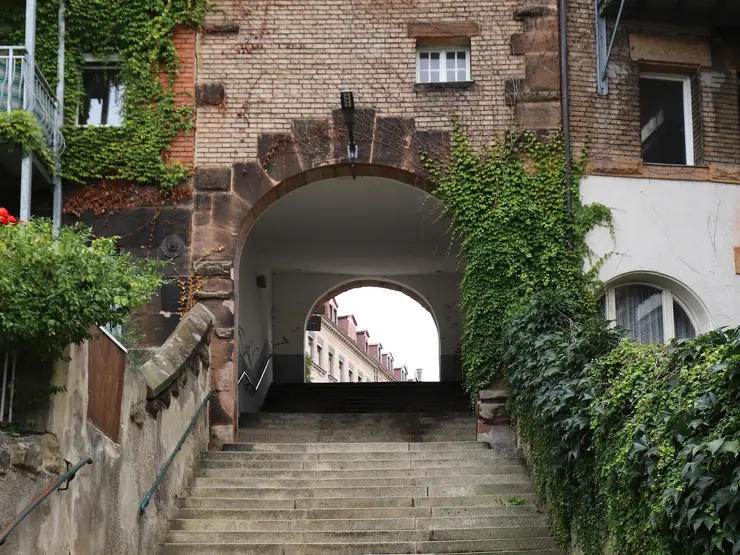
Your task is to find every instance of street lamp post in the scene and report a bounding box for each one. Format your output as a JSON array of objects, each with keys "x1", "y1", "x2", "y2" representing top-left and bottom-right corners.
[{"x1": 339, "y1": 90, "x2": 358, "y2": 179}]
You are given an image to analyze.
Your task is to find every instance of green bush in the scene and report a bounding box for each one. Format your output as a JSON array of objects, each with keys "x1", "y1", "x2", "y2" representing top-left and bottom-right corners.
[
  {"x1": 0, "y1": 219, "x2": 165, "y2": 361},
  {"x1": 506, "y1": 291, "x2": 740, "y2": 555}
]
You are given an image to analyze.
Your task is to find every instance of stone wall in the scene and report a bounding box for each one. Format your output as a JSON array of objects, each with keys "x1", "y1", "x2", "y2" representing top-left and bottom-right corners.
[{"x1": 0, "y1": 305, "x2": 214, "y2": 555}]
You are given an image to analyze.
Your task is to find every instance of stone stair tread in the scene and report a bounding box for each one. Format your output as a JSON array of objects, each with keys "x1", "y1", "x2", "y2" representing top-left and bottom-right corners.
[{"x1": 160, "y1": 543, "x2": 564, "y2": 554}]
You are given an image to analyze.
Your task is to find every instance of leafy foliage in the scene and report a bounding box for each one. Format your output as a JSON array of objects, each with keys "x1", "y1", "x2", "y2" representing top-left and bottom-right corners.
[
  {"x1": 426, "y1": 123, "x2": 611, "y2": 395},
  {"x1": 505, "y1": 292, "x2": 740, "y2": 555},
  {"x1": 1, "y1": 0, "x2": 204, "y2": 190},
  {"x1": 0, "y1": 111, "x2": 52, "y2": 165},
  {"x1": 0, "y1": 218, "x2": 165, "y2": 362}
]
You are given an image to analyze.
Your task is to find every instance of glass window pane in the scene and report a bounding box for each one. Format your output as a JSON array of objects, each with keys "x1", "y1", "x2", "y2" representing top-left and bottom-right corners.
[
  {"x1": 673, "y1": 301, "x2": 696, "y2": 340},
  {"x1": 430, "y1": 52, "x2": 440, "y2": 70},
  {"x1": 447, "y1": 70, "x2": 456, "y2": 82},
  {"x1": 640, "y1": 78, "x2": 687, "y2": 164},
  {"x1": 107, "y1": 83, "x2": 124, "y2": 126},
  {"x1": 419, "y1": 69, "x2": 429, "y2": 83},
  {"x1": 446, "y1": 52, "x2": 455, "y2": 61},
  {"x1": 458, "y1": 69, "x2": 467, "y2": 81},
  {"x1": 430, "y1": 70, "x2": 440, "y2": 82},
  {"x1": 419, "y1": 54, "x2": 429, "y2": 70},
  {"x1": 457, "y1": 51, "x2": 466, "y2": 61},
  {"x1": 615, "y1": 285, "x2": 664, "y2": 344}
]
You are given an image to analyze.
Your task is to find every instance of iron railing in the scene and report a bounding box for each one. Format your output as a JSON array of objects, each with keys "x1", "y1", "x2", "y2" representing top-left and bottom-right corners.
[
  {"x1": 140, "y1": 389, "x2": 213, "y2": 513},
  {"x1": 238, "y1": 352, "x2": 273, "y2": 395},
  {"x1": 0, "y1": 457, "x2": 92, "y2": 546},
  {"x1": 0, "y1": 46, "x2": 64, "y2": 152}
]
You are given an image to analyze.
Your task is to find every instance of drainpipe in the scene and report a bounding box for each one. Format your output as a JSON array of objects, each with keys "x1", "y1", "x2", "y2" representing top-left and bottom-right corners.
[
  {"x1": 52, "y1": 0, "x2": 65, "y2": 230},
  {"x1": 558, "y1": 0, "x2": 574, "y2": 250},
  {"x1": 20, "y1": 0, "x2": 37, "y2": 223}
]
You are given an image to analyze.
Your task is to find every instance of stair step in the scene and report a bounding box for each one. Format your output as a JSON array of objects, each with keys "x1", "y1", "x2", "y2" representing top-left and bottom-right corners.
[
  {"x1": 193, "y1": 475, "x2": 531, "y2": 488},
  {"x1": 198, "y1": 465, "x2": 526, "y2": 478},
  {"x1": 175, "y1": 505, "x2": 543, "y2": 520},
  {"x1": 159, "y1": 540, "x2": 559, "y2": 554},
  {"x1": 201, "y1": 457, "x2": 524, "y2": 470},
  {"x1": 205, "y1": 449, "x2": 518, "y2": 461},
  {"x1": 169, "y1": 515, "x2": 548, "y2": 531},
  {"x1": 222, "y1": 442, "x2": 489, "y2": 453},
  {"x1": 166, "y1": 528, "x2": 555, "y2": 542}
]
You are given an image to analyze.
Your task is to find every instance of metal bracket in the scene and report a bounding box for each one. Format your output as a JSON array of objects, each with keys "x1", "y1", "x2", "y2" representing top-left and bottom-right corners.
[
  {"x1": 595, "y1": 0, "x2": 626, "y2": 96},
  {"x1": 58, "y1": 461, "x2": 73, "y2": 491}
]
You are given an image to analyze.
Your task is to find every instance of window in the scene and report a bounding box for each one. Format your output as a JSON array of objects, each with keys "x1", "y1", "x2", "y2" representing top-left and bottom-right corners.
[
  {"x1": 78, "y1": 57, "x2": 123, "y2": 126},
  {"x1": 601, "y1": 284, "x2": 697, "y2": 344},
  {"x1": 338, "y1": 358, "x2": 344, "y2": 381},
  {"x1": 358, "y1": 374, "x2": 363, "y2": 382},
  {"x1": 640, "y1": 73, "x2": 694, "y2": 166},
  {"x1": 307, "y1": 335, "x2": 314, "y2": 358},
  {"x1": 349, "y1": 369, "x2": 354, "y2": 382},
  {"x1": 328, "y1": 350, "x2": 334, "y2": 376},
  {"x1": 316, "y1": 345, "x2": 323, "y2": 367},
  {"x1": 417, "y1": 48, "x2": 470, "y2": 84}
]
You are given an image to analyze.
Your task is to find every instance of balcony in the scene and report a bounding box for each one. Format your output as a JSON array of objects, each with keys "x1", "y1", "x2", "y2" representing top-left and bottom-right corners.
[
  {"x1": 598, "y1": 0, "x2": 740, "y2": 27},
  {"x1": 1, "y1": 46, "x2": 63, "y2": 151}
]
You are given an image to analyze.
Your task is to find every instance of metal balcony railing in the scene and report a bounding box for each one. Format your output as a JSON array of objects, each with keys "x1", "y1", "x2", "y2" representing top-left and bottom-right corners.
[{"x1": 0, "y1": 46, "x2": 64, "y2": 153}]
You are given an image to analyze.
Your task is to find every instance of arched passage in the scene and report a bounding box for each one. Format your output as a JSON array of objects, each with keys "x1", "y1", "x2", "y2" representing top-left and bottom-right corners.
[
  {"x1": 233, "y1": 164, "x2": 463, "y2": 415},
  {"x1": 304, "y1": 280, "x2": 442, "y2": 384}
]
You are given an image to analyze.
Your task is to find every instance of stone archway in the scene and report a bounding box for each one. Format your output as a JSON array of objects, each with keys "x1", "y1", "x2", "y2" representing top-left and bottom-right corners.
[{"x1": 191, "y1": 109, "x2": 451, "y2": 445}]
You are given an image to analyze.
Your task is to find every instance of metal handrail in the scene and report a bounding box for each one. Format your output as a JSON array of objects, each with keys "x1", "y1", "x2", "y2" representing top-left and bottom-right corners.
[
  {"x1": 238, "y1": 352, "x2": 273, "y2": 395},
  {"x1": 140, "y1": 389, "x2": 213, "y2": 513},
  {"x1": 0, "y1": 457, "x2": 92, "y2": 546}
]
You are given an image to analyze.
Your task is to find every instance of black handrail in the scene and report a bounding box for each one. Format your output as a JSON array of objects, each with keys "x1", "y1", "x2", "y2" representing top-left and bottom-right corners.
[
  {"x1": 0, "y1": 457, "x2": 92, "y2": 546},
  {"x1": 238, "y1": 352, "x2": 272, "y2": 395},
  {"x1": 140, "y1": 389, "x2": 213, "y2": 513}
]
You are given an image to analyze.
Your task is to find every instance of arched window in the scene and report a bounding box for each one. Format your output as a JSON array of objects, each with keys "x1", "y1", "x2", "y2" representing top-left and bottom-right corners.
[{"x1": 601, "y1": 283, "x2": 697, "y2": 344}]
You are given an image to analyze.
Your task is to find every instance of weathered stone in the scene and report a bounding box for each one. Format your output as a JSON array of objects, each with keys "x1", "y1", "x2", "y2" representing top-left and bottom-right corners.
[
  {"x1": 233, "y1": 162, "x2": 270, "y2": 205},
  {"x1": 194, "y1": 192, "x2": 213, "y2": 213},
  {"x1": 194, "y1": 259, "x2": 233, "y2": 276},
  {"x1": 215, "y1": 327, "x2": 234, "y2": 339},
  {"x1": 510, "y1": 30, "x2": 557, "y2": 55},
  {"x1": 258, "y1": 134, "x2": 304, "y2": 183},
  {"x1": 211, "y1": 193, "x2": 249, "y2": 235},
  {"x1": 523, "y1": 53, "x2": 560, "y2": 91},
  {"x1": 710, "y1": 164, "x2": 740, "y2": 184},
  {"x1": 372, "y1": 117, "x2": 412, "y2": 168},
  {"x1": 513, "y1": 4, "x2": 557, "y2": 20},
  {"x1": 514, "y1": 100, "x2": 560, "y2": 129},
  {"x1": 407, "y1": 22, "x2": 480, "y2": 37},
  {"x1": 191, "y1": 226, "x2": 236, "y2": 262},
  {"x1": 199, "y1": 299, "x2": 235, "y2": 328},
  {"x1": 194, "y1": 167, "x2": 231, "y2": 191},
  {"x1": 40, "y1": 435, "x2": 66, "y2": 476},
  {"x1": 332, "y1": 108, "x2": 375, "y2": 164},
  {"x1": 10, "y1": 441, "x2": 43, "y2": 475},
  {"x1": 151, "y1": 207, "x2": 193, "y2": 247},
  {"x1": 196, "y1": 84, "x2": 225, "y2": 106},
  {"x1": 293, "y1": 119, "x2": 334, "y2": 169},
  {"x1": 410, "y1": 130, "x2": 450, "y2": 170},
  {"x1": 130, "y1": 402, "x2": 147, "y2": 426},
  {"x1": 138, "y1": 303, "x2": 214, "y2": 398},
  {"x1": 203, "y1": 23, "x2": 239, "y2": 34}
]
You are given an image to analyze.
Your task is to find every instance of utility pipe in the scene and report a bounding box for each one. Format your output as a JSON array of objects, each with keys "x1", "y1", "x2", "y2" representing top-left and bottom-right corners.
[
  {"x1": 53, "y1": 0, "x2": 65, "y2": 230},
  {"x1": 558, "y1": 0, "x2": 574, "y2": 250}
]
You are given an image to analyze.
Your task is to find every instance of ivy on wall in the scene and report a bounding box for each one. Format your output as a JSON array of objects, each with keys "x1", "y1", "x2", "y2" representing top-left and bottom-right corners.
[
  {"x1": 1, "y1": 0, "x2": 204, "y2": 190},
  {"x1": 429, "y1": 123, "x2": 740, "y2": 553},
  {"x1": 426, "y1": 123, "x2": 611, "y2": 396},
  {"x1": 0, "y1": 111, "x2": 52, "y2": 164}
]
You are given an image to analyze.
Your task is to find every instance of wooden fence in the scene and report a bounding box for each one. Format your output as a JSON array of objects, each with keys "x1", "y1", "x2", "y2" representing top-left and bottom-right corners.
[{"x1": 87, "y1": 327, "x2": 127, "y2": 442}]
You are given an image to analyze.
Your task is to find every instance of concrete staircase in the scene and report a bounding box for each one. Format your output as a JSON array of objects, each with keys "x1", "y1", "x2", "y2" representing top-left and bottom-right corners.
[{"x1": 159, "y1": 387, "x2": 561, "y2": 554}]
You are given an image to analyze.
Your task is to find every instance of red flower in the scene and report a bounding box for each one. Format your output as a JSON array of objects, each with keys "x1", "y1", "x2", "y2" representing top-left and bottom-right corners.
[
  {"x1": 7, "y1": 215, "x2": 17, "y2": 225},
  {"x1": 0, "y1": 207, "x2": 7, "y2": 219}
]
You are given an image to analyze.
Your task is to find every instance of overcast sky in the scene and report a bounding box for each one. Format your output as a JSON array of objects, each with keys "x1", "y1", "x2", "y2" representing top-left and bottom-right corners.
[{"x1": 335, "y1": 287, "x2": 439, "y2": 382}]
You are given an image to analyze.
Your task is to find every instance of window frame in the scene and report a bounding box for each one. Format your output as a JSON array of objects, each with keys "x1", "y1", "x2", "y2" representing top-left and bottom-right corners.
[
  {"x1": 77, "y1": 54, "x2": 124, "y2": 128},
  {"x1": 416, "y1": 46, "x2": 471, "y2": 84},
  {"x1": 603, "y1": 282, "x2": 698, "y2": 344},
  {"x1": 639, "y1": 72, "x2": 694, "y2": 166}
]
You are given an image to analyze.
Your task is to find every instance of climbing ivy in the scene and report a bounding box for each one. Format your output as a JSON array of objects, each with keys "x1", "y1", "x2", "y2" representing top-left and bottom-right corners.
[
  {"x1": 0, "y1": 110, "x2": 52, "y2": 164},
  {"x1": 1, "y1": 0, "x2": 204, "y2": 190},
  {"x1": 426, "y1": 122, "x2": 611, "y2": 395}
]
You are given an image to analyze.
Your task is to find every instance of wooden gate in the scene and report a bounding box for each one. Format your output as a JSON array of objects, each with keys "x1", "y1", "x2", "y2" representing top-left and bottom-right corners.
[{"x1": 87, "y1": 327, "x2": 127, "y2": 442}]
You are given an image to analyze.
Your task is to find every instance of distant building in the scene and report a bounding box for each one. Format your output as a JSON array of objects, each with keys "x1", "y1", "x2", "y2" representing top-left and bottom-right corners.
[{"x1": 305, "y1": 298, "x2": 403, "y2": 383}]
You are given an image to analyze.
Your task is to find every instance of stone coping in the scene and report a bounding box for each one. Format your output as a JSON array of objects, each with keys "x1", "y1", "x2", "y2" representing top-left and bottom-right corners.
[{"x1": 139, "y1": 303, "x2": 214, "y2": 399}]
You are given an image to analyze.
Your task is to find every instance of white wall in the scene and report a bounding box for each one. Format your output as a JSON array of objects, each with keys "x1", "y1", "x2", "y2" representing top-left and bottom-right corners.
[
  {"x1": 582, "y1": 175, "x2": 740, "y2": 331},
  {"x1": 236, "y1": 241, "x2": 273, "y2": 414}
]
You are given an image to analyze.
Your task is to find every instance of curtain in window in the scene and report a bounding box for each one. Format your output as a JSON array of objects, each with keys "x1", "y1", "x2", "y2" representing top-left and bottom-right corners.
[
  {"x1": 615, "y1": 285, "x2": 664, "y2": 344},
  {"x1": 673, "y1": 301, "x2": 696, "y2": 340}
]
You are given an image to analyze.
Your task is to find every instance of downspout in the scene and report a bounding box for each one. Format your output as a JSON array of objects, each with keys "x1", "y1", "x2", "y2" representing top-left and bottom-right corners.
[
  {"x1": 558, "y1": 0, "x2": 574, "y2": 251},
  {"x1": 53, "y1": 0, "x2": 65, "y2": 230},
  {"x1": 20, "y1": 0, "x2": 37, "y2": 223}
]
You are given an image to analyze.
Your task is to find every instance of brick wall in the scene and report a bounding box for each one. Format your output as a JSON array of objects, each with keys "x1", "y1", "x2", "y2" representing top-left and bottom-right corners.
[
  {"x1": 568, "y1": 0, "x2": 740, "y2": 171},
  {"x1": 195, "y1": 0, "x2": 533, "y2": 167},
  {"x1": 166, "y1": 25, "x2": 197, "y2": 166}
]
